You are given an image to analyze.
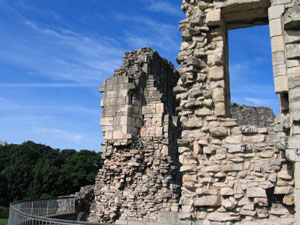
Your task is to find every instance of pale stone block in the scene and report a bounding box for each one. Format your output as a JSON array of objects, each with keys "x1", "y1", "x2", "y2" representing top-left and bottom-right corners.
[
  {"x1": 274, "y1": 186, "x2": 293, "y2": 194},
  {"x1": 274, "y1": 75, "x2": 288, "y2": 93},
  {"x1": 273, "y1": 64, "x2": 286, "y2": 77},
  {"x1": 210, "y1": 127, "x2": 228, "y2": 137},
  {"x1": 271, "y1": 0, "x2": 291, "y2": 5},
  {"x1": 242, "y1": 134, "x2": 266, "y2": 143},
  {"x1": 195, "y1": 107, "x2": 212, "y2": 116},
  {"x1": 212, "y1": 87, "x2": 224, "y2": 102},
  {"x1": 206, "y1": 9, "x2": 222, "y2": 26},
  {"x1": 156, "y1": 103, "x2": 164, "y2": 114},
  {"x1": 207, "y1": 53, "x2": 223, "y2": 66},
  {"x1": 246, "y1": 187, "x2": 267, "y2": 198},
  {"x1": 269, "y1": 18, "x2": 282, "y2": 37},
  {"x1": 208, "y1": 65, "x2": 224, "y2": 81},
  {"x1": 287, "y1": 59, "x2": 300, "y2": 68},
  {"x1": 285, "y1": 30, "x2": 300, "y2": 44},
  {"x1": 225, "y1": 135, "x2": 243, "y2": 144},
  {"x1": 161, "y1": 145, "x2": 168, "y2": 155},
  {"x1": 113, "y1": 130, "x2": 123, "y2": 139},
  {"x1": 157, "y1": 211, "x2": 178, "y2": 224},
  {"x1": 206, "y1": 212, "x2": 240, "y2": 222},
  {"x1": 104, "y1": 132, "x2": 113, "y2": 139},
  {"x1": 215, "y1": 102, "x2": 226, "y2": 116},
  {"x1": 287, "y1": 66, "x2": 300, "y2": 77},
  {"x1": 221, "y1": 187, "x2": 234, "y2": 196},
  {"x1": 272, "y1": 51, "x2": 285, "y2": 66},
  {"x1": 286, "y1": 43, "x2": 300, "y2": 59},
  {"x1": 194, "y1": 195, "x2": 221, "y2": 206},
  {"x1": 268, "y1": 5, "x2": 285, "y2": 20},
  {"x1": 152, "y1": 117, "x2": 162, "y2": 126},
  {"x1": 271, "y1": 36, "x2": 285, "y2": 52}
]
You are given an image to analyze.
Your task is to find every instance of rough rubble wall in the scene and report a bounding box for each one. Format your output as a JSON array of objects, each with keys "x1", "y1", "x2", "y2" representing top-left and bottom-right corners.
[
  {"x1": 230, "y1": 103, "x2": 275, "y2": 127},
  {"x1": 174, "y1": 0, "x2": 298, "y2": 224},
  {"x1": 91, "y1": 48, "x2": 181, "y2": 223}
]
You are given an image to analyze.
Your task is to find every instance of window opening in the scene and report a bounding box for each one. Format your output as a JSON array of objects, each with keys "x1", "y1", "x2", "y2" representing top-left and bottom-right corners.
[{"x1": 228, "y1": 25, "x2": 279, "y2": 126}]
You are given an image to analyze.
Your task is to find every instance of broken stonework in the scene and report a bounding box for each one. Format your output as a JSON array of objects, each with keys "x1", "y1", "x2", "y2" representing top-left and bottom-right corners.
[
  {"x1": 90, "y1": 0, "x2": 300, "y2": 224},
  {"x1": 91, "y1": 48, "x2": 181, "y2": 223},
  {"x1": 174, "y1": 0, "x2": 299, "y2": 224},
  {"x1": 230, "y1": 103, "x2": 275, "y2": 127}
]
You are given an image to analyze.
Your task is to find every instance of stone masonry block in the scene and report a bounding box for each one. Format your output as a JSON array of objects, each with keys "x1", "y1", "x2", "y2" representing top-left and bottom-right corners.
[
  {"x1": 156, "y1": 103, "x2": 164, "y2": 114},
  {"x1": 269, "y1": 18, "x2": 282, "y2": 37},
  {"x1": 212, "y1": 87, "x2": 225, "y2": 103},
  {"x1": 271, "y1": 36, "x2": 285, "y2": 52},
  {"x1": 158, "y1": 211, "x2": 179, "y2": 224},
  {"x1": 273, "y1": 64, "x2": 286, "y2": 77},
  {"x1": 286, "y1": 43, "x2": 300, "y2": 59},
  {"x1": 268, "y1": 5, "x2": 285, "y2": 20},
  {"x1": 208, "y1": 65, "x2": 224, "y2": 81},
  {"x1": 271, "y1": 0, "x2": 291, "y2": 5},
  {"x1": 206, "y1": 9, "x2": 222, "y2": 26},
  {"x1": 287, "y1": 66, "x2": 300, "y2": 77},
  {"x1": 215, "y1": 102, "x2": 226, "y2": 116},
  {"x1": 275, "y1": 75, "x2": 288, "y2": 93},
  {"x1": 272, "y1": 51, "x2": 285, "y2": 66}
]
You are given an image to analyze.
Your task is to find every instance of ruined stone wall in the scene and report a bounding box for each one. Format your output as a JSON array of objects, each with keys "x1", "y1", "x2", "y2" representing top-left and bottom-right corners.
[
  {"x1": 230, "y1": 103, "x2": 275, "y2": 127},
  {"x1": 89, "y1": 0, "x2": 300, "y2": 224},
  {"x1": 92, "y1": 48, "x2": 181, "y2": 223},
  {"x1": 174, "y1": 0, "x2": 298, "y2": 224}
]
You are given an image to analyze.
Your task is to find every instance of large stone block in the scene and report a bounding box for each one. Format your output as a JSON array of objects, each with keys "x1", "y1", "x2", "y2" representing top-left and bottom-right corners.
[
  {"x1": 274, "y1": 75, "x2": 288, "y2": 93},
  {"x1": 208, "y1": 66, "x2": 224, "y2": 81},
  {"x1": 272, "y1": 51, "x2": 285, "y2": 66},
  {"x1": 286, "y1": 43, "x2": 300, "y2": 59},
  {"x1": 269, "y1": 18, "x2": 282, "y2": 37},
  {"x1": 206, "y1": 9, "x2": 222, "y2": 26},
  {"x1": 194, "y1": 195, "x2": 221, "y2": 206},
  {"x1": 268, "y1": 5, "x2": 285, "y2": 20},
  {"x1": 273, "y1": 64, "x2": 286, "y2": 77},
  {"x1": 271, "y1": 36, "x2": 284, "y2": 52},
  {"x1": 246, "y1": 187, "x2": 267, "y2": 198}
]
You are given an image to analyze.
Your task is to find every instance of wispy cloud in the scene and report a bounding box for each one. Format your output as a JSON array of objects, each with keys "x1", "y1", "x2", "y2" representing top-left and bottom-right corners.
[
  {"x1": 0, "y1": 82, "x2": 97, "y2": 88},
  {"x1": 33, "y1": 126, "x2": 84, "y2": 144},
  {"x1": 0, "y1": 17, "x2": 123, "y2": 84},
  {"x1": 142, "y1": 0, "x2": 183, "y2": 16},
  {"x1": 114, "y1": 15, "x2": 180, "y2": 58}
]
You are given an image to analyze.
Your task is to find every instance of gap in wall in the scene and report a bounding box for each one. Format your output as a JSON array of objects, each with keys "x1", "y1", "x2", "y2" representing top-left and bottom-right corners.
[{"x1": 228, "y1": 25, "x2": 279, "y2": 116}]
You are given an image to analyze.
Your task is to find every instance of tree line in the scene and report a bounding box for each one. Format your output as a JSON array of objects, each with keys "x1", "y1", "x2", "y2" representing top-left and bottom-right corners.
[{"x1": 0, "y1": 141, "x2": 102, "y2": 207}]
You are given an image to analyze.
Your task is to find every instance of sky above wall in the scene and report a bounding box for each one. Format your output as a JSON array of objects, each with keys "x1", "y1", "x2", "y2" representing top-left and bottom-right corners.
[{"x1": 0, "y1": 0, "x2": 278, "y2": 151}]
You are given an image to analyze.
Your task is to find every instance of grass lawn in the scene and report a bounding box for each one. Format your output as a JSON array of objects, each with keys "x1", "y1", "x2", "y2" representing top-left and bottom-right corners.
[{"x1": 0, "y1": 218, "x2": 8, "y2": 225}]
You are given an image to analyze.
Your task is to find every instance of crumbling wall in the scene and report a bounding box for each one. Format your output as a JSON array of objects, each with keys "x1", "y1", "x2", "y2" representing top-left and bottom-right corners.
[
  {"x1": 92, "y1": 48, "x2": 181, "y2": 223},
  {"x1": 89, "y1": 0, "x2": 300, "y2": 224},
  {"x1": 230, "y1": 103, "x2": 275, "y2": 127},
  {"x1": 174, "y1": 0, "x2": 297, "y2": 224}
]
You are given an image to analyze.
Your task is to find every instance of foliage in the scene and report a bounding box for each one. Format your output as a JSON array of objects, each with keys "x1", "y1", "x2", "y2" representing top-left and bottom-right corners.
[
  {"x1": 0, "y1": 141, "x2": 102, "y2": 207},
  {"x1": 0, "y1": 207, "x2": 9, "y2": 219}
]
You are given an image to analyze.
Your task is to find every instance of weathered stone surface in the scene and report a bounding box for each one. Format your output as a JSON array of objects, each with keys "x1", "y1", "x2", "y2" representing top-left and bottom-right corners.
[
  {"x1": 92, "y1": 0, "x2": 298, "y2": 224},
  {"x1": 246, "y1": 187, "x2": 267, "y2": 198},
  {"x1": 194, "y1": 195, "x2": 221, "y2": 207}
]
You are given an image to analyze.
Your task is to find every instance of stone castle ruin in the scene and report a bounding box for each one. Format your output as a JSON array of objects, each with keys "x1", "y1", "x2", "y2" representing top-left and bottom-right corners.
[{"x1": 84, "y1": 0, "x2": 300, "y2": 224}]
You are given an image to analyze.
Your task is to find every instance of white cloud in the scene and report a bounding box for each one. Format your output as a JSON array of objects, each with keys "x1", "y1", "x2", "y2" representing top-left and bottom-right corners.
[
  {"x1": 33, "y1": 126, "x2": 84, "y2": 144},
  {"x1": 114, "y1": 15, "x2": 180, "y2": 59},
  {"x1": 145, "y1": 0, "x2": 183, "y2": 16},
  {"x1": 0, "y1": 82, "x2": 97, "y2": 88},
  {"x1": 0, "y1": 19, "x2": 124, "y2": 84}
]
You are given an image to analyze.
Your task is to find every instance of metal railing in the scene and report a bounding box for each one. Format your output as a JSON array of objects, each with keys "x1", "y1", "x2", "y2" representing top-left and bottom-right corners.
[{"x1": 8, "y1": 197, "x2": 111, "y2": 225}]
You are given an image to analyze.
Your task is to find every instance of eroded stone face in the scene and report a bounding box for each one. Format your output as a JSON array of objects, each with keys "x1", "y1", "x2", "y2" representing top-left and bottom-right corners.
[
  {"x1": 175, "y1": 0, "x2": 299, "y2": 224},
  {"x1": 92, "y1": 48, "x2": 181, "y2": 223},
  {"x1": 91, "y1": 0, "x2": 300, "y2": 224}
]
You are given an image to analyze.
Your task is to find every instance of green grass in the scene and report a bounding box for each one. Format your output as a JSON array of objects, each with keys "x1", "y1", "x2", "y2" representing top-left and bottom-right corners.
[{"x1": 0, "y1": 218, "x2": 8, "y2": 225}]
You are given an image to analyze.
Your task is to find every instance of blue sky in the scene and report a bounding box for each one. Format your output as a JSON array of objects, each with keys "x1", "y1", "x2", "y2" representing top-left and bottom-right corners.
[{"x1": 0, "y1": 0, "x2": 278, "y2": 151}]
